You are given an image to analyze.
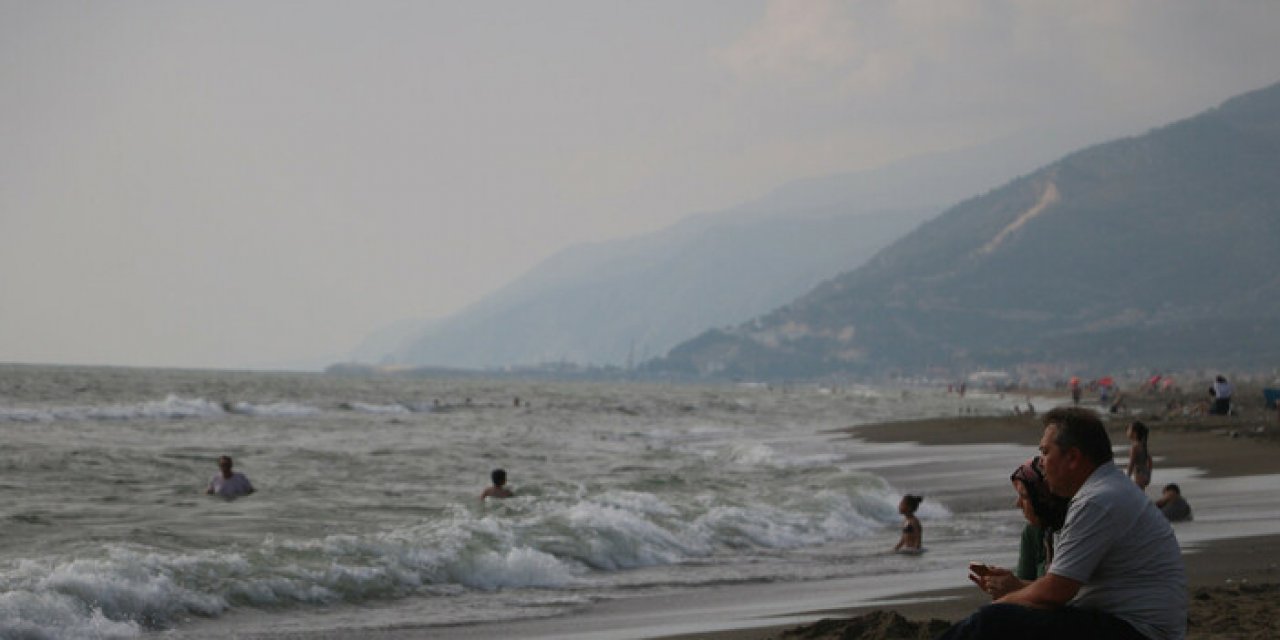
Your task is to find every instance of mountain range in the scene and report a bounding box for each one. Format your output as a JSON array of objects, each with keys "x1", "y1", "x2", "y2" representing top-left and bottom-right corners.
[
  {"x1": 360, "y1": 126, "x2": 1087, "y2": 369},
  {"x1": 648, "y1": 81, "x2": 1280, "y2": 379}
]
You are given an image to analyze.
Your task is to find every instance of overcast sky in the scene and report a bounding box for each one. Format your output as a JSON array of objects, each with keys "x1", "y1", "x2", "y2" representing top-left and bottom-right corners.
[{"x1": 4, "y1": 1, "x2": 1279, "y2": 370}]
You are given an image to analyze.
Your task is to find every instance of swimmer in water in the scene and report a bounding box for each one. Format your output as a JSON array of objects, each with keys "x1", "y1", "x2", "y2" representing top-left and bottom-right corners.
[
  {"x1": 893, "y1": 494, "x2": 924, "y2": 553},
  {"x1": 481, "y1": 468, "x2": 513, "y2": 501}
]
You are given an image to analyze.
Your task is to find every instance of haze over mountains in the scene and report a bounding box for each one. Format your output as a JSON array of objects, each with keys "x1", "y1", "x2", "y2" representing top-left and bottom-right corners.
[
  {"x1": 354, "y1": 128, "x2": 1093, "y2": 370},
  {"x1": 650, "y1": 81, "x2": 1280, "y2": 379}
]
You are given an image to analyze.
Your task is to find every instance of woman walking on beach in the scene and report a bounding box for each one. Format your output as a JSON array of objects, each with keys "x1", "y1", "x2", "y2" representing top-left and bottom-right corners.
[
  {"x1": 893, "y1": 494, "x2": 924, "y2": 553},
  {"x1": 1126, "y1": 421, "x2": 1152, "y2": 490}
]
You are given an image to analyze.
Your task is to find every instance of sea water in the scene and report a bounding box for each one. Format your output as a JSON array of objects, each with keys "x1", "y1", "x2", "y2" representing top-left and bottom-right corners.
[{"x1": 0, "y1": 365, "x2": 1086, "y2": 638}]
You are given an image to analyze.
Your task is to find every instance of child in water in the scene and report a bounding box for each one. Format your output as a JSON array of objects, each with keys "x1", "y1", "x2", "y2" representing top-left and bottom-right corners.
[
  {"x1": 1126, "y1": 421, "x2": 1152, "y2": 490},
  {"x1": 481, "y1": 468, "x2": 514, "y2": 500},
  {"x1": 893, "y1": 494, "x2": 924, "y2": 553}
]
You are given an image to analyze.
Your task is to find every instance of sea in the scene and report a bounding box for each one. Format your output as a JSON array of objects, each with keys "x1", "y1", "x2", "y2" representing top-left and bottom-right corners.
[{"x1": 3, "y1": 365, "x2": 1272, "y2": 639}]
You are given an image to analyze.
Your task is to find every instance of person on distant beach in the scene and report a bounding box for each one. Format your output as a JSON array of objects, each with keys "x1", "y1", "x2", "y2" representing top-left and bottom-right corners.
[
  {"x1": 1108, "y1": 390, "x2": 1127, "y2": 415},
  {"x1": 1209, "y1": 375, "x2": 1234, "y2": 415},
  {"x1": 206, "y1": 456, "x2": 255, "y2": 498},
  {"x1": 481, "y1": 468, "x2": 513, "y2": 501},
  {"x1": 937, "y1": 407, "x2": 1186, "y2": 640},
  {"x1": 1125, "y1": 421, "x2": 1152, "y2": 491},
  {"x1": 1156, "y1": 484, "x2": 1192, "y2": 522},
  {"x1": 893, "y1": 494, "x2": 924, "y2": 553},
  {"x1": 970, "y1": 456, "x2": 1070, "y2": 599},
  {"x1": 1069, "y1": 377, "x2": 1082, "y2": 406}
]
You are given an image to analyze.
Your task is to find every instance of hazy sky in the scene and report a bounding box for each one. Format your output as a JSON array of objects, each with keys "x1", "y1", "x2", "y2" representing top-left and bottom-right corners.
[{"x1": 4, "y1": 1, "x2": 1279, "y2": 369}]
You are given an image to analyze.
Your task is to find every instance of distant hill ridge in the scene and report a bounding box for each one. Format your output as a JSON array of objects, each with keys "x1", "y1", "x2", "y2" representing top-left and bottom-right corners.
[
  {"x1": 369, "y1": 125, "x2": 1084, "y2": 370},
  {"x1": 650, "y1": 81, "x2": 1280, "y2": 379}
]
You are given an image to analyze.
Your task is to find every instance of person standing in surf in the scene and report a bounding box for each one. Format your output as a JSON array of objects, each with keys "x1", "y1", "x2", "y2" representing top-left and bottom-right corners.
[
  {"x1": 893, "y1": 494, "x2": 924, "y2": 553},
  {"x1": 206, "y1": 456, "x2": 255, "y2": 498}
]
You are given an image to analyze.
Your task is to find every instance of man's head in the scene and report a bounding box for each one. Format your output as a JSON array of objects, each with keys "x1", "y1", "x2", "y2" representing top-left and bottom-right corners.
[
  {"x1": 1039, "y1": 407, "x2": 1112, "y2": 497},
  {"x1": 1163, "y1": 483, "x2": 1181, "y2": 496},
  {"x1": 218, "y1": 456, "x2": 234, "y2": 477},
  {"x1": 491, "y1": 468, "x2": 507, "y2": 487}
]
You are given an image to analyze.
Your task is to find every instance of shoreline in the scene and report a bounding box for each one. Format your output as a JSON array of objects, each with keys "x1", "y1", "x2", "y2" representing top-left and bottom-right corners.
[
  {"x1": 658, "y1": 533, "x2": 1280, "y2": 640},
  {"x1": 654, "y1": 407, "x2": 1280, "y2": 639},
  {"x1": 187, "y1": 405, "x2": 1280, "y2": 640}
]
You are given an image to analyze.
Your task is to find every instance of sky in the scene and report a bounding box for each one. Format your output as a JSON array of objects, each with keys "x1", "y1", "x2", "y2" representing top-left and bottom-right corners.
[{"x1": 4, "y1": 1, "x2": 1280, "y2": 370}]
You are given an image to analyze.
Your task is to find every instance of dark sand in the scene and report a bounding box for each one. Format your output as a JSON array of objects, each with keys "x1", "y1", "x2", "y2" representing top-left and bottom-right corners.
[{"x1": 660, "y1": 403, "x2": 1280, "y2": 640}]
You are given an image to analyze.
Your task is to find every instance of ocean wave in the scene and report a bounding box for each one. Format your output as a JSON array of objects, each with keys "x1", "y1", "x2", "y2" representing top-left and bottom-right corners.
[
  {"x1": 225, "y1": 401, "x2": 321, "y2": 418},
  {"x1": 0, "y1": 395, "x2": 227, "y2": 423},
  {"x1": 0, "y1": 395, "x2": 326, "y2": 423},
  {"x1": 339, "y1": 402, "x2": 412, "y2": 415},
  {"x1": 0, "y1": 482, "x2": 908, "y2": 636}
]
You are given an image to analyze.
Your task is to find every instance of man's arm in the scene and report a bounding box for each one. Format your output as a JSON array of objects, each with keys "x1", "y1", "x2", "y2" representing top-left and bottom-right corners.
[{"x1": 995, "y1": 573, "x2": 1082, "y2": 609}]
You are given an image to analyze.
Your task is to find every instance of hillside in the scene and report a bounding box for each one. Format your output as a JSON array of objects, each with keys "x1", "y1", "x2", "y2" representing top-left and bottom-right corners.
[
  {"x1": 385, "y1": 206, "x2": 932, "y2": 369},
  {"x1": 650, "y1": 81, "x2": 1280, "y2": 379},
  {"x1": 369, "y1": 128, "x2": 1079, "y2": 370}
]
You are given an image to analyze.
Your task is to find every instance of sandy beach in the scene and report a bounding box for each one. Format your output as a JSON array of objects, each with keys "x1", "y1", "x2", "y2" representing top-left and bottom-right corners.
[{"x1": 659, "y1": 395, "x2": 1280, "y2": 640}]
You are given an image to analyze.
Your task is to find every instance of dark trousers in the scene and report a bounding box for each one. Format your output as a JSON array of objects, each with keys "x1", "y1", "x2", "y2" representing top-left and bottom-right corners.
[
  {"x1": 1210, "y1": 398, "x2": 1231, "y2": 415},
  {"x1": 936, "y1": 603, "x2": 1148, "y2": 640}
]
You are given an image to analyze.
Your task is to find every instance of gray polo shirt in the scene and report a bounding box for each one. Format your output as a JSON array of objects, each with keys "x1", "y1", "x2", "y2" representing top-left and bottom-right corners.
[{"x1": 1050, "y1": 462, "x2": 1187, "y2": 640}]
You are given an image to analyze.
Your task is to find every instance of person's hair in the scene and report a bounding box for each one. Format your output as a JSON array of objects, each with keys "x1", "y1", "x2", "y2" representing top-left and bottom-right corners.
[
  {"x1": 902, "y1": 494, "x2": 923, "y2": 512},
  {"x1": 1129, "y1": 420, "x2": 1149, "y2": 443},
  {"x1": 491, "y1": 468, "x2": 507, "y2": 486},
  {"x1": 1011, "y1": 456, "x2": 1069, "y2": 530},
  {"x1": 1164, "y1": 483, "x2": 1181, "y2": 494},
  {"x1": 1216, "y1": 375, "x2": 1227, "y2": 383},
  {"x1": 218, "y1": 456, "x2": 233, "y2": 467},
  {"x1": 1043, "y1": 407, "x2": 1113, "y2": 465}
]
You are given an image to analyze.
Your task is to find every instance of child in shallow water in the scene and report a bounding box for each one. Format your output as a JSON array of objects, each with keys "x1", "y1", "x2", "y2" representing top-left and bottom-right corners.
[
  {"x1": 480, "y1": 468, "x2": 514, "y2": 501},
  {"x1": 893, "y1": 494, "x2": 924, "y2": 553},
  {"x1": 1126, "y1": 421, "x2": 1152, "y2": 490}
]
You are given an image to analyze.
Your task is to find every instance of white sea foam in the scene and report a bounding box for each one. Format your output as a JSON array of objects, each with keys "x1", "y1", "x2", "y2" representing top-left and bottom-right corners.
[
  {"x1": 0, "y1": 395, "x2": 228, "y2": 423},
  {"x1": 226, "y1": 401, "x2": 320, "y2": 417},
  {"x1": 1, "y1": 367, "x2": 1008, "y2": 637},
  {"x1": 0, "y1": 479, "x2": 907, "y2": 637},
  {"x1": 0, "y1": 395, "x2": 328, "y2": 423},
  {"x1": 342, "y1": 402, "x2": 411, "y2": 414}
]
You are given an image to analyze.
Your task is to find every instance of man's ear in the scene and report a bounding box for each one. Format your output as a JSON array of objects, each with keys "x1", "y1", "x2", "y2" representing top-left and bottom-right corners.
[{"x1": 1064, "y1": 446, "x2": 1084, "y2": 470}]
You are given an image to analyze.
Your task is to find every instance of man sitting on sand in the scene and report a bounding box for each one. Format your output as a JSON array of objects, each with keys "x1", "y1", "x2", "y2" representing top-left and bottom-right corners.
[
  {"x1": 481, "y1": 468, "x2": 513, "y2": 500},
  {"x1": 945, "y1": 407, "x2": 1186, "y2": 640},
  {"x1": 206, "y1": 455, "x2": 255, "y2": 498}
]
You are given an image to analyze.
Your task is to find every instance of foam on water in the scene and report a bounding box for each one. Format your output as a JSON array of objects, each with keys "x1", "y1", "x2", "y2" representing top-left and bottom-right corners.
[
  {"x1": 0, "y1": 395, "x2": 228, "y2": 423},
  {"x1": 0, "y1": 367, "x2": 1012, "y2": 638},
  {"x1": 226, "y1": 401, "x2": 321, "y2": 418},
  {"x1": 341, "y1": 402, "x2": 412, "y2": 415},
  {"x1": 0, "y1": 478, "x2": 907, "y2": 637}
]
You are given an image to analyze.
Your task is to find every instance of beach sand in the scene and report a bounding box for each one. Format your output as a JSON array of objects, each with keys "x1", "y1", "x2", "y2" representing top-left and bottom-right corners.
[{"x1": 659, "y1": 401, "x2": 1280, "y2": 640}]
